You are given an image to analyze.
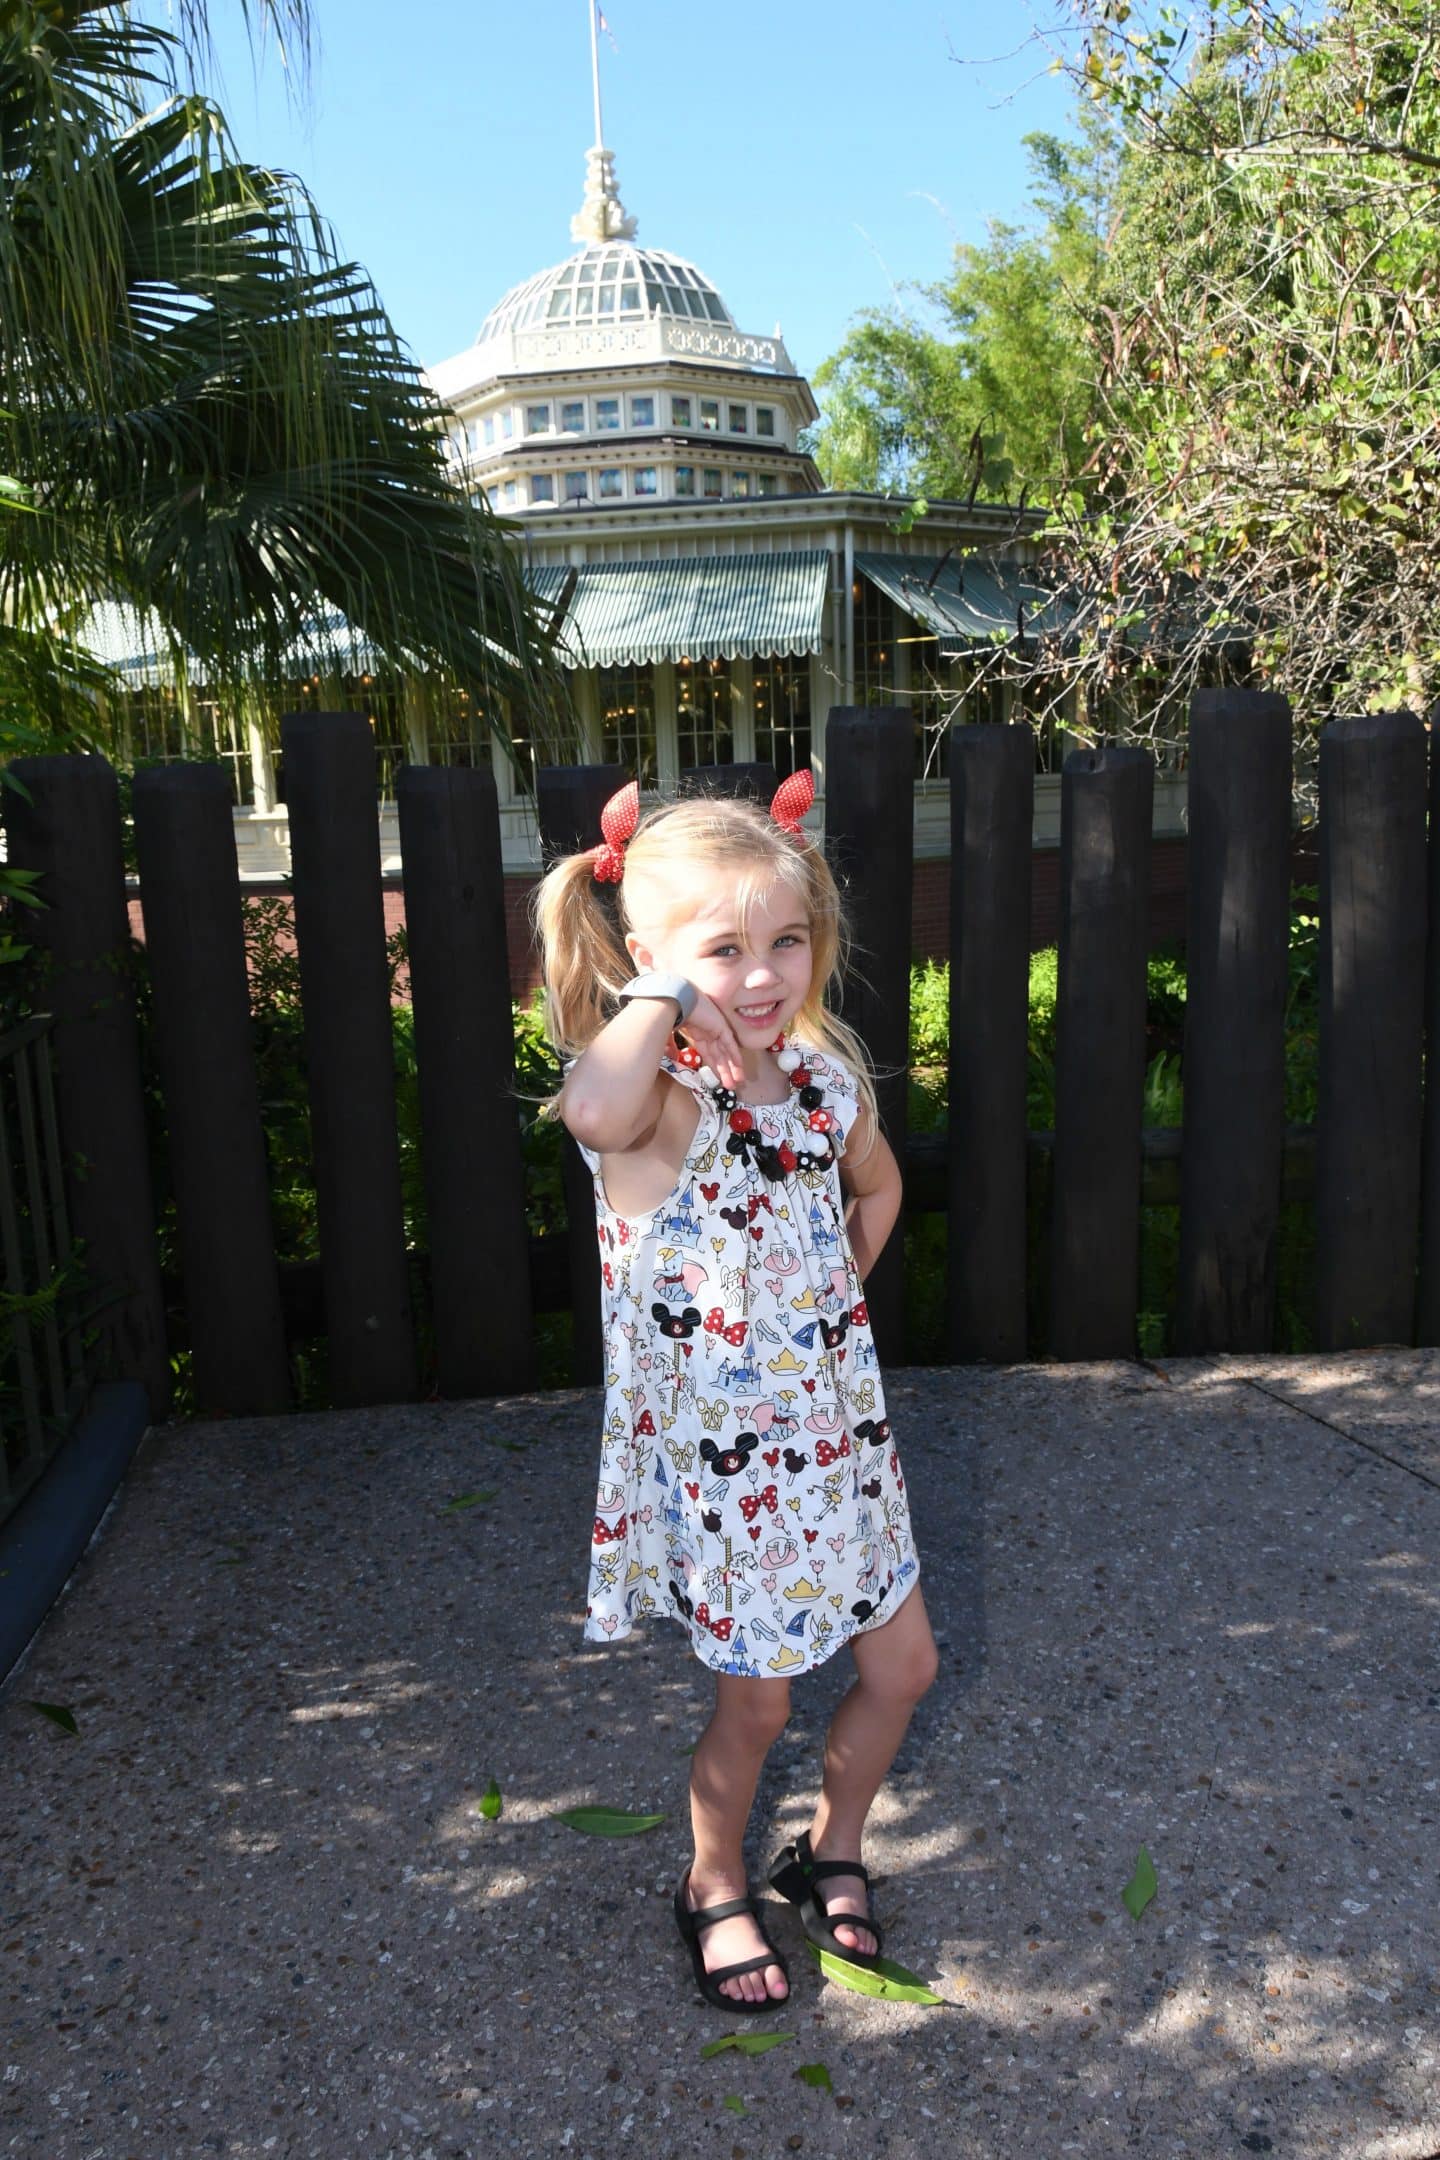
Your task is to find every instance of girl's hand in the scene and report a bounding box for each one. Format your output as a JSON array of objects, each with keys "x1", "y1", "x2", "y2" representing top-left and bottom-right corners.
[{"x1": 681, "y1": 993, "x2": 747, "y2": 1092}]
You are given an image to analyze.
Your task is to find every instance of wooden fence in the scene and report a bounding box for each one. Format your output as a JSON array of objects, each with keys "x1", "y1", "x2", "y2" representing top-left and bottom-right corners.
[{"x1": 3, "y1": 692, "x2": 1437, "y2": 1423}]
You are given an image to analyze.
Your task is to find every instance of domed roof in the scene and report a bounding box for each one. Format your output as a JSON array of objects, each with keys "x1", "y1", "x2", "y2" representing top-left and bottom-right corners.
[{"x1": 477, "y1": 242, "x2": 736, "y2": 345}]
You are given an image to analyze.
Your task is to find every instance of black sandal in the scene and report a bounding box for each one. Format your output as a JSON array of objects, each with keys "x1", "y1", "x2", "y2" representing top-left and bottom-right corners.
[
  {"x1": 673, "y1": 1865, "x2": 791, "y2": 2014},
  {"x1": 767, "y1": 1829, "x2": 885, "y2": 1967}
]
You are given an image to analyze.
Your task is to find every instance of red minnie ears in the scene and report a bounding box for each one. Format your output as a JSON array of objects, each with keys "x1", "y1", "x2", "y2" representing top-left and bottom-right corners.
[{"x1": 590, "y1": 767, "x2": 815, "y2": 882}]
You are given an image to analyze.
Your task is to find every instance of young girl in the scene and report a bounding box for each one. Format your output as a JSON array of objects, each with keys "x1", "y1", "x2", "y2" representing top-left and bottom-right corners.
[{"x1": 533, "y1": 773, "x2": 937, "y2": 2012}]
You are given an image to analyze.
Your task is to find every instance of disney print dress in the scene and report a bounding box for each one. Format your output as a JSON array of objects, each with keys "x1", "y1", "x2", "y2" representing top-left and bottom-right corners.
[{"x1": 570, "y1": 1041, "x2": 920, "y2": 1677}]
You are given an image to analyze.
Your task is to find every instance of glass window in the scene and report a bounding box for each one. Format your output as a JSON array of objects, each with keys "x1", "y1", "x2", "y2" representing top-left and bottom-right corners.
[
  {"x1": 621, "y1": 282, "x2": 640, "y2": 310},
  {"x1": 561, "y1": 400, "x2": 585, "y2": 432},
  {"x1": 753, "y1": 655, "x2": 812, "y2": 782},
  {"x1": 702, "y1": 468, "x2": 722, "y2": 498},
  {"x1": 361, "y1": 683, "x2": 408, "y2": 803},
  {"x1": 430, "y1": 691, "x2": 489, "y2": 772},
  {"x1": 564, "y1": 470, "x2": 589, "y2": 500},
  {"x1": 598, "y1": 664, "x2": 657, "y2": 789},
  {"x1": 501, "y1": 409, "x2": 513, "y2": 438},
  {"x1": 671, "y1": 395, "x2": 692, "y2": 427},
  {"x1": 631, "y1": 396, "x2": 654, "y2": 427},
  {"x1": 756, "y1": 407, "x2": 776, "y2": 437},
  {"x1": 502, "y1": 479, "x2": 517, "y2": 505},
  {"x1": 675, "y1": 465, "x2": 695, "y2": 496},
  {"x1": 676, "y1": 657, "x2": 734, "y2": 772},
  {"x1": 731, "y1": 472, "x2": 751, "y2": 498},
  {"x1": 729, "y1": 405, "x2": 748, "y2": 433},
  {"x1": 757, "y1": 472, "x2": 778, "y2": 496},
  {"x1": 596, "y1": 397, "x2": 620, "y2": 430},
  {"x1": 853, "y1": 577, "x2": 895, "y2": 710},
  {"x1": 547, "y1": 287, "x2": 572, "y2": 320},
  {"x1": 700, "y1": 399, "x2": 720, "y2": 431},
  {"x1": 597, "y1": 286, "x2": 616, "y2": 315},
  {"x1": 634, "y1": 466, "x2": 657, "y2": 495},
  {"x1": 526, "y1": 403, "x2": 551, "y2": 433},
  {"x1": 530, "y1": 474, "x2": 555, "y2": 503},
  {"x1": 599, "y1": 467, "x2": 624, "y2": 497},
  {"x1": 482, "y1": 415, "x2": 494, "y2": 445},
  {"x1": 466, "y1": 421, "x2": 480, "y2": 453},
  {"x1": 486, "y1": 485, "x2": 499, "y2": 507}
]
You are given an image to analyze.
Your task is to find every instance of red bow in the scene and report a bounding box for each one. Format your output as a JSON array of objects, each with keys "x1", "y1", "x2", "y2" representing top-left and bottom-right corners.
[
  {"x1": 770, "y1": 768, "x2": 815, "y2": 836},
  {"x1": 590, "y1": 779, "x2": 639, "y2": 882},
  {"x1": 693, "y1": 1603, "x2": 734, "y2": 1642}
]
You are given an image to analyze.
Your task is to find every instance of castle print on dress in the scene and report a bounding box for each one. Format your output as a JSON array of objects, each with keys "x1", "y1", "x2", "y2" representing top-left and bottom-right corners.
[{"x1": 573, "y1": 1040, "x2": 920, "y2": 1676}]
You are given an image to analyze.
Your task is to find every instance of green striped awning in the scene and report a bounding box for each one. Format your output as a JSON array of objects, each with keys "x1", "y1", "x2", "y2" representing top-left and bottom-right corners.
[
  {"x1": 529, "y1": 551, "x2": 829, "y2": 670},
  {"x1": 855, "y1": 552, "x2": 1074, "y2": 654}
]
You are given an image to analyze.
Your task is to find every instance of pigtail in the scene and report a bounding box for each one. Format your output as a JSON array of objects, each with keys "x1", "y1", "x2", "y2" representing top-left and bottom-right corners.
[{"x1": 529, "y1": 848, "x2": 633, "y2": 1071}]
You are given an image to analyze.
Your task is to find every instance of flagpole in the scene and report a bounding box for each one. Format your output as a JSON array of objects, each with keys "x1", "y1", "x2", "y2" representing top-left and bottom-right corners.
[{"x1": 589, "y1": 0, "x2": 604, "y2": 146}]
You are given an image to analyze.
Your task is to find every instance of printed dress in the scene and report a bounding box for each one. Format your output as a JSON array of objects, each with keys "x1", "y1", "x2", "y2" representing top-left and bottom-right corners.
[{"x1": 571, "y1": 1041, "x2": 920, "y2": 1677}]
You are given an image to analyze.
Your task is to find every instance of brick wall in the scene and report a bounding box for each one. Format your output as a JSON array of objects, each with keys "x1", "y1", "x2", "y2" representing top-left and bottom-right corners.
[{"x1": 125, "y1": 832, "x2": 1323, "y2": 1002}]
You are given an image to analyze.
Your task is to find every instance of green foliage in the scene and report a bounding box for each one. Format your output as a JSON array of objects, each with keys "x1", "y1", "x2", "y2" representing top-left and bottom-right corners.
[{"x1": 808, "y1": 115, "x2": 1120, "y2": 508}]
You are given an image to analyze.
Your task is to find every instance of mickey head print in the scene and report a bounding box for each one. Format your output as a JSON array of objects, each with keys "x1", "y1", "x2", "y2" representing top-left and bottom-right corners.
[
  {"x1": 699, "y1": 1432, "x2": 759, "y2": 1477},
  {"x1": 651, "y1": 1302, "x2": 702, "y2": 1340}
]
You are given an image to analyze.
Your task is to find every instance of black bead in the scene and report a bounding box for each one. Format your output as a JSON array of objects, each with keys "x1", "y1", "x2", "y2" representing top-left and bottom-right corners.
[
  {"x1": 715, "y1": 1088, "x2": 736, "y2": 1111},
  {"x1": 799, "y1": 1084, "x2": 823, "y2": 1109}
]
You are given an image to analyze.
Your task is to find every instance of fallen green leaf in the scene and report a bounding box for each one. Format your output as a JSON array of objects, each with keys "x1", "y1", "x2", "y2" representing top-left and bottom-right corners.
[
  {"x1": 550, "y1": 1805, "x2": 665, "y2": 1837},
  {"x1": 806, "y1": 1945, "x2": 946, "y2": 2004},
  {"x1": 722, "y1": 2095, "x2": 749, "y2": 2115},
  {"x1": 676, "y1": 1740, "x2": 698, "y2": 1755},
  {"x1": 486, "y1": 1437, "x2": 527, "y2": 1453},
  {"x1": 1122, "y1": 1844, "x2": 1158, "y2": 1920},
  {"x1": 699, "y1": 2031, "x2": 794, "y2": 2059},
  {"x1": 795, "y1": 2062, "x2": 833, "y2": 2091},
  {"x1": 478, "y1": 1779, "x2": 502, "y2": 1821},
  {"x1": 443, "y1": 1489, "x2": 499, "y2": 1512},
  {"x1": 25, "y1": 1701, "x2": 77, "y2": 1734}
]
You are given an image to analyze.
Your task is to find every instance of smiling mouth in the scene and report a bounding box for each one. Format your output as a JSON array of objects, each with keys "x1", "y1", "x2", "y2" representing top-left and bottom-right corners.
[{"x1": 735, "y1": 999, "x2": 782, "y2": 1023}]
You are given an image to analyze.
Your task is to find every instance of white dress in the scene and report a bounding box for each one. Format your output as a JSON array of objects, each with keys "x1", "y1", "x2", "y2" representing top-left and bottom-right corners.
[{"x1": 571, "y1": 1040, "x2": 920, "y2": 1676}]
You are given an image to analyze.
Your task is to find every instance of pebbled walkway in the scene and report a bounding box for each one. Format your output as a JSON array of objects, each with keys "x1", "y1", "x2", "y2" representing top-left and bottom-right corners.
[{"x1": 2, "y1": 1351, "x2": 1438, "y2": 2159}]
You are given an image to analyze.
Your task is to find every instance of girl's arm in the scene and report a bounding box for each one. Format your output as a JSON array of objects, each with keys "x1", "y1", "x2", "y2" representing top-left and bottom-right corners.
[
  {"x1": 558, "y1": 997, "x2": 678, "y2": 1155},
  {"x1": 839, "y1": 1104, "x2": 903, "y2": 1282}
]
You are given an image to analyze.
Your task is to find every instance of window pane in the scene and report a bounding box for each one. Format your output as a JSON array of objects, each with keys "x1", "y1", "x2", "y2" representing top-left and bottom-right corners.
[
  {"x1": 757, "y1": 473, "x2": 778, "y2": 496},
  {"x1": 430, "y1": 692, "x2": 489, "y2": 771},
  {"x1": 676, "y1": 657, "x2": 734, "y2": 772},
  {"x1": 756, "y1": 408, "x2": 776, "y2": 437},
  {"x1": 526, "y1": 403, "x2": 550, "y2": 432},
  {"x1": 675, "y1": 465, "x2": 695, "y2": 495},
  {"x1": 597, "y1": 286, "x2": 615, "y2": 314},
  {"x1": 671, "y1": 395, "x2": 692, "y2": 426},
  {"x1": 598, "y1": 664, "x2": 657, "y2": 789},
  {"x1": 853, "y1": 577, "x2": 895, "y2": 708},
  {"x1": 621, "y1": 283, "x2": 640, "y2": 309},
  {"x1": 531, "y1": 474, "x2": 555, "y2": 502},
  {"x1": 502, "y1": 479, "x2": 516, "y2": 504},
  {"x1": 700, "y1": 400, "x2": 719, "y2": 430},
  {"x1": 596, "y1": 398, "x2": 620, "y2": 429},
  {"x1": 599, "y1": 467, "x2": 623, "y2": 497},
  {"x1": 483, "y1": 415, "x2": 495, "y2": 444},
  {"x1": 564, "y1": 470, "x2": 588, "y2": 500},
  {"x1": 631, "y1": 396, "x2": 654, "y2": 426},
  {"x1": 634, "y1": 466, "x2": 657, "y2": 494},
  {"x1": 752, "y1": 655, "x2": 812, "y2": 782},
  {"x1": 729, "y1": 405, "x2": 748, "y2": 433},
  {"x1": 562, "y1": 401, "x2": 585, "y2": 432},
  {"x1": 731, "y1": 472, "x2": 750, "y2": 498},
  {"x1": 501, "y1": 409, "x2": 513, "y2": 437},
  {"x1": 702, "y1": 469, "x2": 722, "y2": 497}
]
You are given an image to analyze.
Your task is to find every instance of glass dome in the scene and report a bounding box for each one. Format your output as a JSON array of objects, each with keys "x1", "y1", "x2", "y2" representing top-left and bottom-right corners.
[{"x1": 477, "y1": 244, "x2": 735, "y2": 344}]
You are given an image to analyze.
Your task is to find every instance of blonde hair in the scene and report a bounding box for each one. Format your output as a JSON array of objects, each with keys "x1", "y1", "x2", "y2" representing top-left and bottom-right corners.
[{"x1": 529, "y1": 793, "x2": 881, "y2": 1143}]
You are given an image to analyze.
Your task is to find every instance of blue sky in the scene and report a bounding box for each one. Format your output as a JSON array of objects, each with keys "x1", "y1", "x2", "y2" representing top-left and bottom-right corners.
[{"x1": 201, "y1": 0, "x2": 1078, "y2": 380}]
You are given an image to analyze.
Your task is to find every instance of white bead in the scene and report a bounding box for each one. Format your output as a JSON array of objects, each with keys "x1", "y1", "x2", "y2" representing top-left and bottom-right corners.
[
  {"x1": 697, "y1": 1065, "x2": 718, "y2": 1088},
  {"x1": 776, "y1": 1047, "x2": 802, "y2": 1073}
]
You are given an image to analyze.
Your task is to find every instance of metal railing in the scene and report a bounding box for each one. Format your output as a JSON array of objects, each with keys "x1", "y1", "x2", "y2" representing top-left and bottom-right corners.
[{"x1": 0, "y1": 1014, "x2": 89, "y2": 1526}]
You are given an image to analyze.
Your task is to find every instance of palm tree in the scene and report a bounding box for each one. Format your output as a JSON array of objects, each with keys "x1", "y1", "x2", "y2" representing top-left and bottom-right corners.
[{"x1": 0, "y1": 1, "x2": 570, "y2": 766}]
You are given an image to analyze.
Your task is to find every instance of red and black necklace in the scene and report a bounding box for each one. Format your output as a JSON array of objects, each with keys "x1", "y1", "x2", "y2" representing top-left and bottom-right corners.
[{"x1": 675, "y1": 1033, "x2": 839, "y2": 1182}]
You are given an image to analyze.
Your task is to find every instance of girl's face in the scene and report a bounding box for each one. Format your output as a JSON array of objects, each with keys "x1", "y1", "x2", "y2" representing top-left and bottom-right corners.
[{"x1": 630, "y1": 874, "x2": 815, "y2": 1044}]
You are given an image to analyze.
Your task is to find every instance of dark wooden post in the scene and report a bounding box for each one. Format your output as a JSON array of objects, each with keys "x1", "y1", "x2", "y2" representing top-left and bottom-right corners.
[
  {"x1": 1176, "y1": 690, "x2": 1293, "y2": 1352},
  {"x1": 677, "y1": 763, "x2": 779, "y2": 804},
  {"x1": 1419, "y1": 710, "x2": 1440, "y2": 1344},
  {"x1": 1050, "y1": 744, "x2": 1154, "y2": 1359},
  {"x1": 4, "y1": 756, "x2": 170, "y2": 1414},
  {"x1": 397, "y1": 763, "x2": 533, "y2": 1397},
  {"x1": 823, "y1": 708, "x2": 913, "y2": 1367},
  {"x1": 131, "y1": 766, "x2": 290, "y2": 1414},
  {"x1": 536, "y1": 763, "x2": 625, "y2": 1387},
  {"x1": 1316, "y1": 711, "x2": 1427, "y2": 1349},
  {"x1": 946, "y1": 721, "x2": 1033, "y2": 1362},
  {"x1": 280, "y1": 712, "x2": 416, "y2": 1404}
]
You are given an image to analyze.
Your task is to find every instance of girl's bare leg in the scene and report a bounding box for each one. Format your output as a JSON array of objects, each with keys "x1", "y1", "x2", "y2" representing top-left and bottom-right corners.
[
  {"x1": 803, "y1": 1584, "x2": 939, "y2": 1955},
  {"x1": 685, "y1": 1672, "x2": 792, "y2": 2004}
]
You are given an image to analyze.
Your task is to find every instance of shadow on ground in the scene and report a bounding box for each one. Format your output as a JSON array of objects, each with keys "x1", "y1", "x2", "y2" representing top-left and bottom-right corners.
[{"x1": 2, "y1": 1354, "x2": 1437, "y2": 2159}]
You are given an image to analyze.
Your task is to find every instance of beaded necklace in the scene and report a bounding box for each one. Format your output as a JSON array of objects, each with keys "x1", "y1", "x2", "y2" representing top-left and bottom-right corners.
[{"x1": 675, "y1": 1033, "x2": 839, "y2": 1182}]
